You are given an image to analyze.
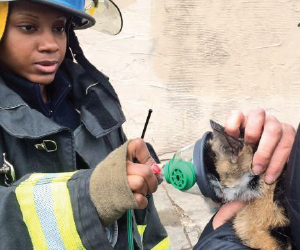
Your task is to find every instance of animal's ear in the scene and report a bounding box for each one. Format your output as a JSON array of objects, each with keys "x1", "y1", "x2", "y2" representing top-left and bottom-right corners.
[{"x1": 210, "y1": 120, "x2": 244, "y2": 156}]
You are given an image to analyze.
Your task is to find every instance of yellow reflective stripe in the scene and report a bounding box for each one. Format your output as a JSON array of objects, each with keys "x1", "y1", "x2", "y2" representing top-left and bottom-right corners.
[
  {"x1": 16, "y1": 172, "x2": 86, "y2": 250},
  {"x1": 16, "y1": 174, "x2": 49, "y2": 250},
  {"x1": 51, "y1": 172, "x2": 86, "y2": 250},
  {"x1": 137, "y1": 225, "x2": 147, "y2": 236},
  {"x1": 151, "y1": 237, "x2": 171, "y2": 250}
]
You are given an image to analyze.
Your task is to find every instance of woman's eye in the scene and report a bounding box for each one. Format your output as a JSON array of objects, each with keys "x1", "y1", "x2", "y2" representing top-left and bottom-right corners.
[
  {"x1": 54, "y1": 26, "x2": 66, "y2": 33},
  {"x1": 20, "y1": 25, "x2": 36, "y2": 31}
]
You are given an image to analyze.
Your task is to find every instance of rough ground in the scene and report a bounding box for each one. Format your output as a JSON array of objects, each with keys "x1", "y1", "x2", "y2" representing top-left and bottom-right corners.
[{"x1": 153, "y1": 181, "x2": 219, "y2": 249}]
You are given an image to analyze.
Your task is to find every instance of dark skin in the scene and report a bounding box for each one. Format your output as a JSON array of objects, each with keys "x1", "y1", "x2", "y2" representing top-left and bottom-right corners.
[
  {"x1": 0, "y1": 1, "x2": 158, "y2": 209},
  {"x1": 127, "y1": 138, "x2": 158, "y2": 208},
  {"x1": 0, "y1": 1, "x2": 67, "y2": 102}
]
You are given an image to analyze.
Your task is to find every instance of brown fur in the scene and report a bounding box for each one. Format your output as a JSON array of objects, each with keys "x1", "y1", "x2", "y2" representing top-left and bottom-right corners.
[
  {"x1": 233, "y1": 179, "x2": 290, "y2": 250},
  {"x1": 210, "y1": 142, "x2": 253, "y2": 188},
  {"x1": 208, "y1": 120, "x2": 291, "y2": 250}
]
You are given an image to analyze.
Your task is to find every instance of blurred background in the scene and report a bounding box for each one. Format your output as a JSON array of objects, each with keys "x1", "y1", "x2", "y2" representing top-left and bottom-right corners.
[{"x1": 78, "y1": 0, "x2": 300, "y2": 248}]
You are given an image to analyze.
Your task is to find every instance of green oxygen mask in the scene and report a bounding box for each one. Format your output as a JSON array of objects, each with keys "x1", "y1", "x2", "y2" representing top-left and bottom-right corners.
[
  {"x1": 162, "y1": 132, "x2": 221, "y2": 203},
  {"x1": 163, "y1": 144, "x2": 196, "y2": 190}
]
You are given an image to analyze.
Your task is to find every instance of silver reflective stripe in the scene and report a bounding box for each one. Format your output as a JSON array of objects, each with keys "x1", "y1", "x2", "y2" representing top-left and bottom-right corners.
[
  {"x1": 34, "y1": 173, "x2": 67, "y2": 250},
  {"x1": 0, "y1": 104, "x2": 27, "y2": 110},
  {"x1": 85, "y1": 82, "x2": 99, "y2": 94}
]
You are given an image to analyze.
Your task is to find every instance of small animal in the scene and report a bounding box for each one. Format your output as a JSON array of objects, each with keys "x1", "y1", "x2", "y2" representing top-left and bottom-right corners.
[{"x1": 205, "y1": 120, "x2": 292, "y2": 250}]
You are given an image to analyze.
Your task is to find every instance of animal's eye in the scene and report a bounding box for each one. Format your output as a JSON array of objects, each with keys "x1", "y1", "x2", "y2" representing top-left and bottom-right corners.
[{"x1": 220, "y1": 144, "x2": 228, "y2": 152}]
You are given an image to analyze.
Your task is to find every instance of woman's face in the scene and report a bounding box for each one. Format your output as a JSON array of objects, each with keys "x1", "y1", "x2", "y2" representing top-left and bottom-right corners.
[{"x1": 0, "y1": 1, "x2": 67, "y2": 85}]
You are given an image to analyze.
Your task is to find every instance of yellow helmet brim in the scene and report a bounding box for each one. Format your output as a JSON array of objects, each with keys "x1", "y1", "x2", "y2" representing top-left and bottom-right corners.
[{"x1": 0, "y1": 2, "x2": 9, "y2": 41}]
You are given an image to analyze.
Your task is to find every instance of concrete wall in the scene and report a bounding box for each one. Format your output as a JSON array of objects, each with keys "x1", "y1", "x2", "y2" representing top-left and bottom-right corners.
[{"x1": 78, "y1": 0, "x2": 300, "y2": 159}]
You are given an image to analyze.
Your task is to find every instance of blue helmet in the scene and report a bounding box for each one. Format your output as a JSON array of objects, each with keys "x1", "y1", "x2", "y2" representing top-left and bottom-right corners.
[{"x1": 0, "y1": 0, "x2": 122, "y2": 35}]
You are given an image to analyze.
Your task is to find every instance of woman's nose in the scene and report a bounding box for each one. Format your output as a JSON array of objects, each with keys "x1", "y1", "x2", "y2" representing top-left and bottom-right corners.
[{"x1": 38, "y1": 30, "x2": 59, "y2": 53}]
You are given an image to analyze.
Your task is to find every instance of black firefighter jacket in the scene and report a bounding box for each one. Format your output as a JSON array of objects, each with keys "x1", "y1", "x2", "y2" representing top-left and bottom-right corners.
[{"x1": 0, "y1": 59, "x2": 169, "y2": 250}]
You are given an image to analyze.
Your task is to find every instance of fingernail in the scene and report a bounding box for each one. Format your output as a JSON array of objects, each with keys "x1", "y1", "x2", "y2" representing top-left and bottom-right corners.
[
  {"x1": 151, "y1": 164, "x2": 161, "y2": 174},
  {"x1": 265, "y1": 174, "x2": 275, "y2": 184},
  {"x1": 252, "y1": 165, "x2": 264, "y2": 175}
]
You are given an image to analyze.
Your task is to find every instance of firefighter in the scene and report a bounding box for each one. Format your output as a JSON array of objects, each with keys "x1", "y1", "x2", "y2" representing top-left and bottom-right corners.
[{"x1": 0, "y1": 0, "x2": 170, "y2": 249}]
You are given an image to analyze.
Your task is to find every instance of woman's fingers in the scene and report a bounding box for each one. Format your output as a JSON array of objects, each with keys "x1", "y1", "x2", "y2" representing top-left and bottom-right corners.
[
  {"x1": 127, "y1": 175, "x2": 148, "y2": 196},
  {"x1": 126, "y1": 138, "x2": 160, "y2": 207},
  {"x1": 224, "y1": 108, "x2": 296, "y2": 184},
  {"x1": 243, "y1": 108, "x2": 266, "y2": 144},
  {"x1": 261, "y1": 123, "x2": 295, "y2": 184},
  {"x1": 251, "y1": 116, "x2": 296, "y2": 184},
  {"x1": 127, "y1": 138, "x2": 156, "y2": 166},
  {"x1": 212, "y1": 201, "x2": 245, "y2": 229},
  {"x1": 133, "y1": 193, "x2": 149, "y2": 209},
  {"x1": 251, "y1": 115, "x2": 283, "y2": 176},
  {"x1": 224, "y1": 110, "x2": 246, "y2": 138},
  {"x1": 127, "y1": 175, "x2": 149, "y2": 209},
  {"x1": 225, "y1": 108, "x2": 266, "y2": 143},
  {"x1": 127, "y1": 162, "x2": 158, "y2": 194}
]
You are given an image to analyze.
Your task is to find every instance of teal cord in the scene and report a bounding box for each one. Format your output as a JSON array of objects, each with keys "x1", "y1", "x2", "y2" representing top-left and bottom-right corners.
[{"x1": 127, "y1": 210, "x2": 134, "y2": 250}]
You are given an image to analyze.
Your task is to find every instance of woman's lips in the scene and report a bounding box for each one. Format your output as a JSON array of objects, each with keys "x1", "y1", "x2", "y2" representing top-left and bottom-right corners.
[{"x1": 34, "y1": 61, "x2": 59, "y2": 74}]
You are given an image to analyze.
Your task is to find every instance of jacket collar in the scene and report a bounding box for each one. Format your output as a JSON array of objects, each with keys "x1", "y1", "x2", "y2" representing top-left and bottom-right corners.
[
  {"x1": 0, "y1": 59, "x2": 125, "y2": 139},
  {"x1": 0, "y1": 74, "x2": 66, "y2": 139},
  {"x1": 0, "y1": 67, "x2": 71, "y2": 117},
  {"x1": 60, "y1": 59, "x2": 126, "y2": 139}
]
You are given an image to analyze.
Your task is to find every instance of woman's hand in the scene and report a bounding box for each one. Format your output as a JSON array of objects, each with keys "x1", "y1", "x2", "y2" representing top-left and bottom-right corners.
[
  {"x1": 126, "y1": 138, "x2": 158, "y2": 209},
  {"x1": 213, "y1": 108, "x2": 296, "y2": 229},
  {"x1": 212, "y1": 201, "x2": 245, "y2": 229},
  {"x1": 225, "y1": 108, "x2": 295, "y2": 184}
]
